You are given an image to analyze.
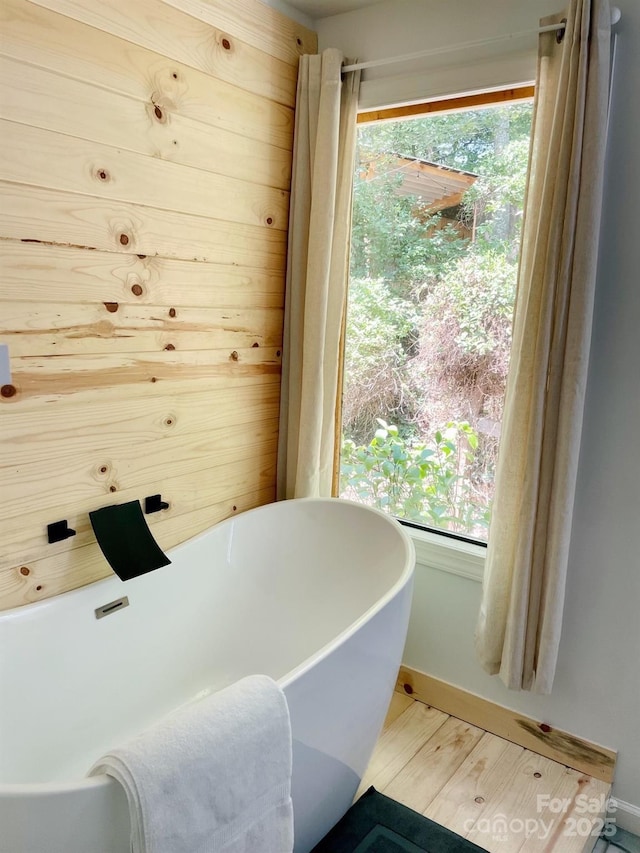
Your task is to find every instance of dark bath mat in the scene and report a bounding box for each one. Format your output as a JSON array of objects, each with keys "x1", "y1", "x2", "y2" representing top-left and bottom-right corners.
[{"x1": 310, "y1": 787, "x2": 488, "y2": 853}]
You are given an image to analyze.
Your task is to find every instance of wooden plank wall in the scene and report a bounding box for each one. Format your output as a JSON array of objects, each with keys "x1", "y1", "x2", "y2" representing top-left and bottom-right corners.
[{"x1": 0, "y1": 0, "x2": 317, "y2": 610}]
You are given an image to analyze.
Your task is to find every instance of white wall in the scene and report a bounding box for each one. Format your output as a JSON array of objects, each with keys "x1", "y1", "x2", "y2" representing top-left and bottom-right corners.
[
  {"x1": 319, "y1": 0, "x2": 640, "y2": 808},
  {"x1": 261, "y1": 0, "x2": 315, "y2": 28},
  {"x1": 318, "y1": 0, "x2": 560, "y2": 108}
]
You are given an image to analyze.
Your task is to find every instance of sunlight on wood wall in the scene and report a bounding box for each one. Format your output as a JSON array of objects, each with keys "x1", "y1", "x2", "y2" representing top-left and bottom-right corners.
[{"x1": 0, "y1": 0, "x2": 317, "y2": 610}]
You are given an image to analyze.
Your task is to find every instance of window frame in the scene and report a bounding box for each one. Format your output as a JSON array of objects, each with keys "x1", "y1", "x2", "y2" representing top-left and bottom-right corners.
[
  {"x1": 338, "y1": 85, "x2": 535, "y2": 577},
  {"x1": 408, "y1": 523, "x2": 486, "y2": 581}
]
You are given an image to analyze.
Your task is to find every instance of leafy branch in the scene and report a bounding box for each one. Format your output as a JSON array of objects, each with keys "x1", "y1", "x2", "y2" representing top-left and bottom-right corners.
[{"x1": 340, "y1": 419, "x2": 491, "y2": 536}]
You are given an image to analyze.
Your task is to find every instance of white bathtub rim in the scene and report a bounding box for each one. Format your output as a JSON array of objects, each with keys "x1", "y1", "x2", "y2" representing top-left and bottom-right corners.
[
  {"x1": 279, "y1": 504, "x2": 414, "y2": 689},
  {"x1": 0, "y1": 497, "x2": 415, "y2": 796},
  {"x1": 1, "y1": 498, "x2": 413, "y2": 620}
]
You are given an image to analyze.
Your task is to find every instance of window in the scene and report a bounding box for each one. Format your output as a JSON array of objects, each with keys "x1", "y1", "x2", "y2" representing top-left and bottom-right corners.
[{"x1": 339, "y1": 92, "x2": 533, "y2": 545}]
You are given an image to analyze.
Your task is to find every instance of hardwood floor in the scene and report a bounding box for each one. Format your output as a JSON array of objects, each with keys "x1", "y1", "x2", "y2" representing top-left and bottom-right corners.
[{"x1": 358, "y1": 692, "x2": 611, "y2": 852}]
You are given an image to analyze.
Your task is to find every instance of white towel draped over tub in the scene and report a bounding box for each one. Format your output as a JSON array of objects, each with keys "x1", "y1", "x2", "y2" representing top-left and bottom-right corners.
[{"x1": 89, "y1": 675, "x2": 294, "y2": 853}]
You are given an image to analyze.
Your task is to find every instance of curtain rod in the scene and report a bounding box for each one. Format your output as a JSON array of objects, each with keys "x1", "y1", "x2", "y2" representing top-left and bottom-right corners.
[{"x1": 342, "y1": 6, "x2": 621, "y2": 75}]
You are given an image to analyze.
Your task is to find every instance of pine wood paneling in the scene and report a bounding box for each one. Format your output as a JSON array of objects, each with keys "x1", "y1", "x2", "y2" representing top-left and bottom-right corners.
[
  {"x1": 0, "y1": 301, "x2": 284, "y2": 357},
  {"x1": 2, "y1": 429, "x2": 279, "y2": 568},
  {"x1": 2, "y1": 365, "x2": 280, "y2": 416},
  {"x1": 1, "y1": 463, "x2": 278, "y2": 609},
  {"x1": 159, "y1": 0, "x2": 317, "y2": 64},
  {"x1": 0, "y1": 243, "x2": 285, "y2": 309},
  {"x1": 0, "y1": 57, "x2": 292, "y2": 189},
  {"x1": 4, "y1": 349, "x2": 282, "y2": 405},
  {"x1": 0, "y1": 57, "x2": 294, "y2": 157},
  {"x1": 0, "y1": 0, "x2": 315, "y2": 610},
  {"x1": 1, "y1": 184, "x2": 287, "y2": 267},
  {"x1": 3, "y1": 418, "x2": 280, "y2": 524},
  {"x1": 2, "y1": 1, "x2": 297, "y2": 136},
  {"x1": 2, "y1": 385, "x2": 279, "y2": 561},
  {"x1": 23, "y1": 0, "x2": 313, "y2": 93},
  {"x1": 1, "y1": 383, "x2": 281, "y2": 469},
  {"x1": 1, "y1": 0, "x2": 298, "y2": 107},
  {"x1": 0, "y1": 121, "x2": 289, "y2": 232}
]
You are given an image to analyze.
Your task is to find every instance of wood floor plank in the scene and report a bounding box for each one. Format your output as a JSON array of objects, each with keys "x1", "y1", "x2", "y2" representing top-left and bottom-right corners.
[
  {"x1": 383, "y1": 716, "x2": 485, "y2": 815},
  {"x1": 465, "y1": 750, "x2": 569, "y2": 852},
  {"x1": 397, "y1": 665, "x2": 616, "y2": 783},
  {"x1": 519, "y1": 769, "x2": 611, "y2": 853},
  {"x1": 362, "y1": 695, "x2": 613, "y2": 853},
  {"x1": 357, "y1": 701, "x2": 449, "y2": 797},
  {"x1": 383, "y1": 692, "x2": 415, "y2": 730},
  {"x1": 425, "y1": 731, "x2": 523, "y2": 838}
]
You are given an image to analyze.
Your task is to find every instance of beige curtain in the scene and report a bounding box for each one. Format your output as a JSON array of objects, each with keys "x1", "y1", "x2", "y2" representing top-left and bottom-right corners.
[
  {"x1": 277, "y1": 49, "x2": 360, "y2": 499},
  {"x1": 475, "y1": 0, "x2": 611, "y2": 693}
]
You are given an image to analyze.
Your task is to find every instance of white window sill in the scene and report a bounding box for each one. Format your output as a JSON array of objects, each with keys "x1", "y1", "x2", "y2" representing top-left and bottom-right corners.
[{"x1": 407, "y1": 526, "x2": 486, "y2": 583}]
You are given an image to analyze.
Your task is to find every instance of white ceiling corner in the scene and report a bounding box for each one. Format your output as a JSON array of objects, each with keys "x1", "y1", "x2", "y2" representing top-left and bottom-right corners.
[{"x1": 283, "y1": 0, "x2": 383, "y2": 20}]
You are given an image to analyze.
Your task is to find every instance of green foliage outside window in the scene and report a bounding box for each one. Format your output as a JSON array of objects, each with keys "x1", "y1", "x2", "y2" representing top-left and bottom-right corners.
[
  {"x1": 339, "y1": 104, "x2": 533, "y2": 540},
  {"x1": 340, "y1": 420, "x2": 491, "y2": 533}
]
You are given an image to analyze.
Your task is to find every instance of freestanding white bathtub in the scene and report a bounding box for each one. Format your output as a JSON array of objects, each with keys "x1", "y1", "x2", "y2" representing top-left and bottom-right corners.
[{"x1": 0, "y1": 497, "x2": 415, "y2": 853}]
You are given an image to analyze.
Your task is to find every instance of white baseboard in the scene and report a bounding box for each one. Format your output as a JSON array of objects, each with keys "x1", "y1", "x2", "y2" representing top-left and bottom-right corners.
[{"x1": 610, "y1": 797, "x2": 640, "y2": 836}]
